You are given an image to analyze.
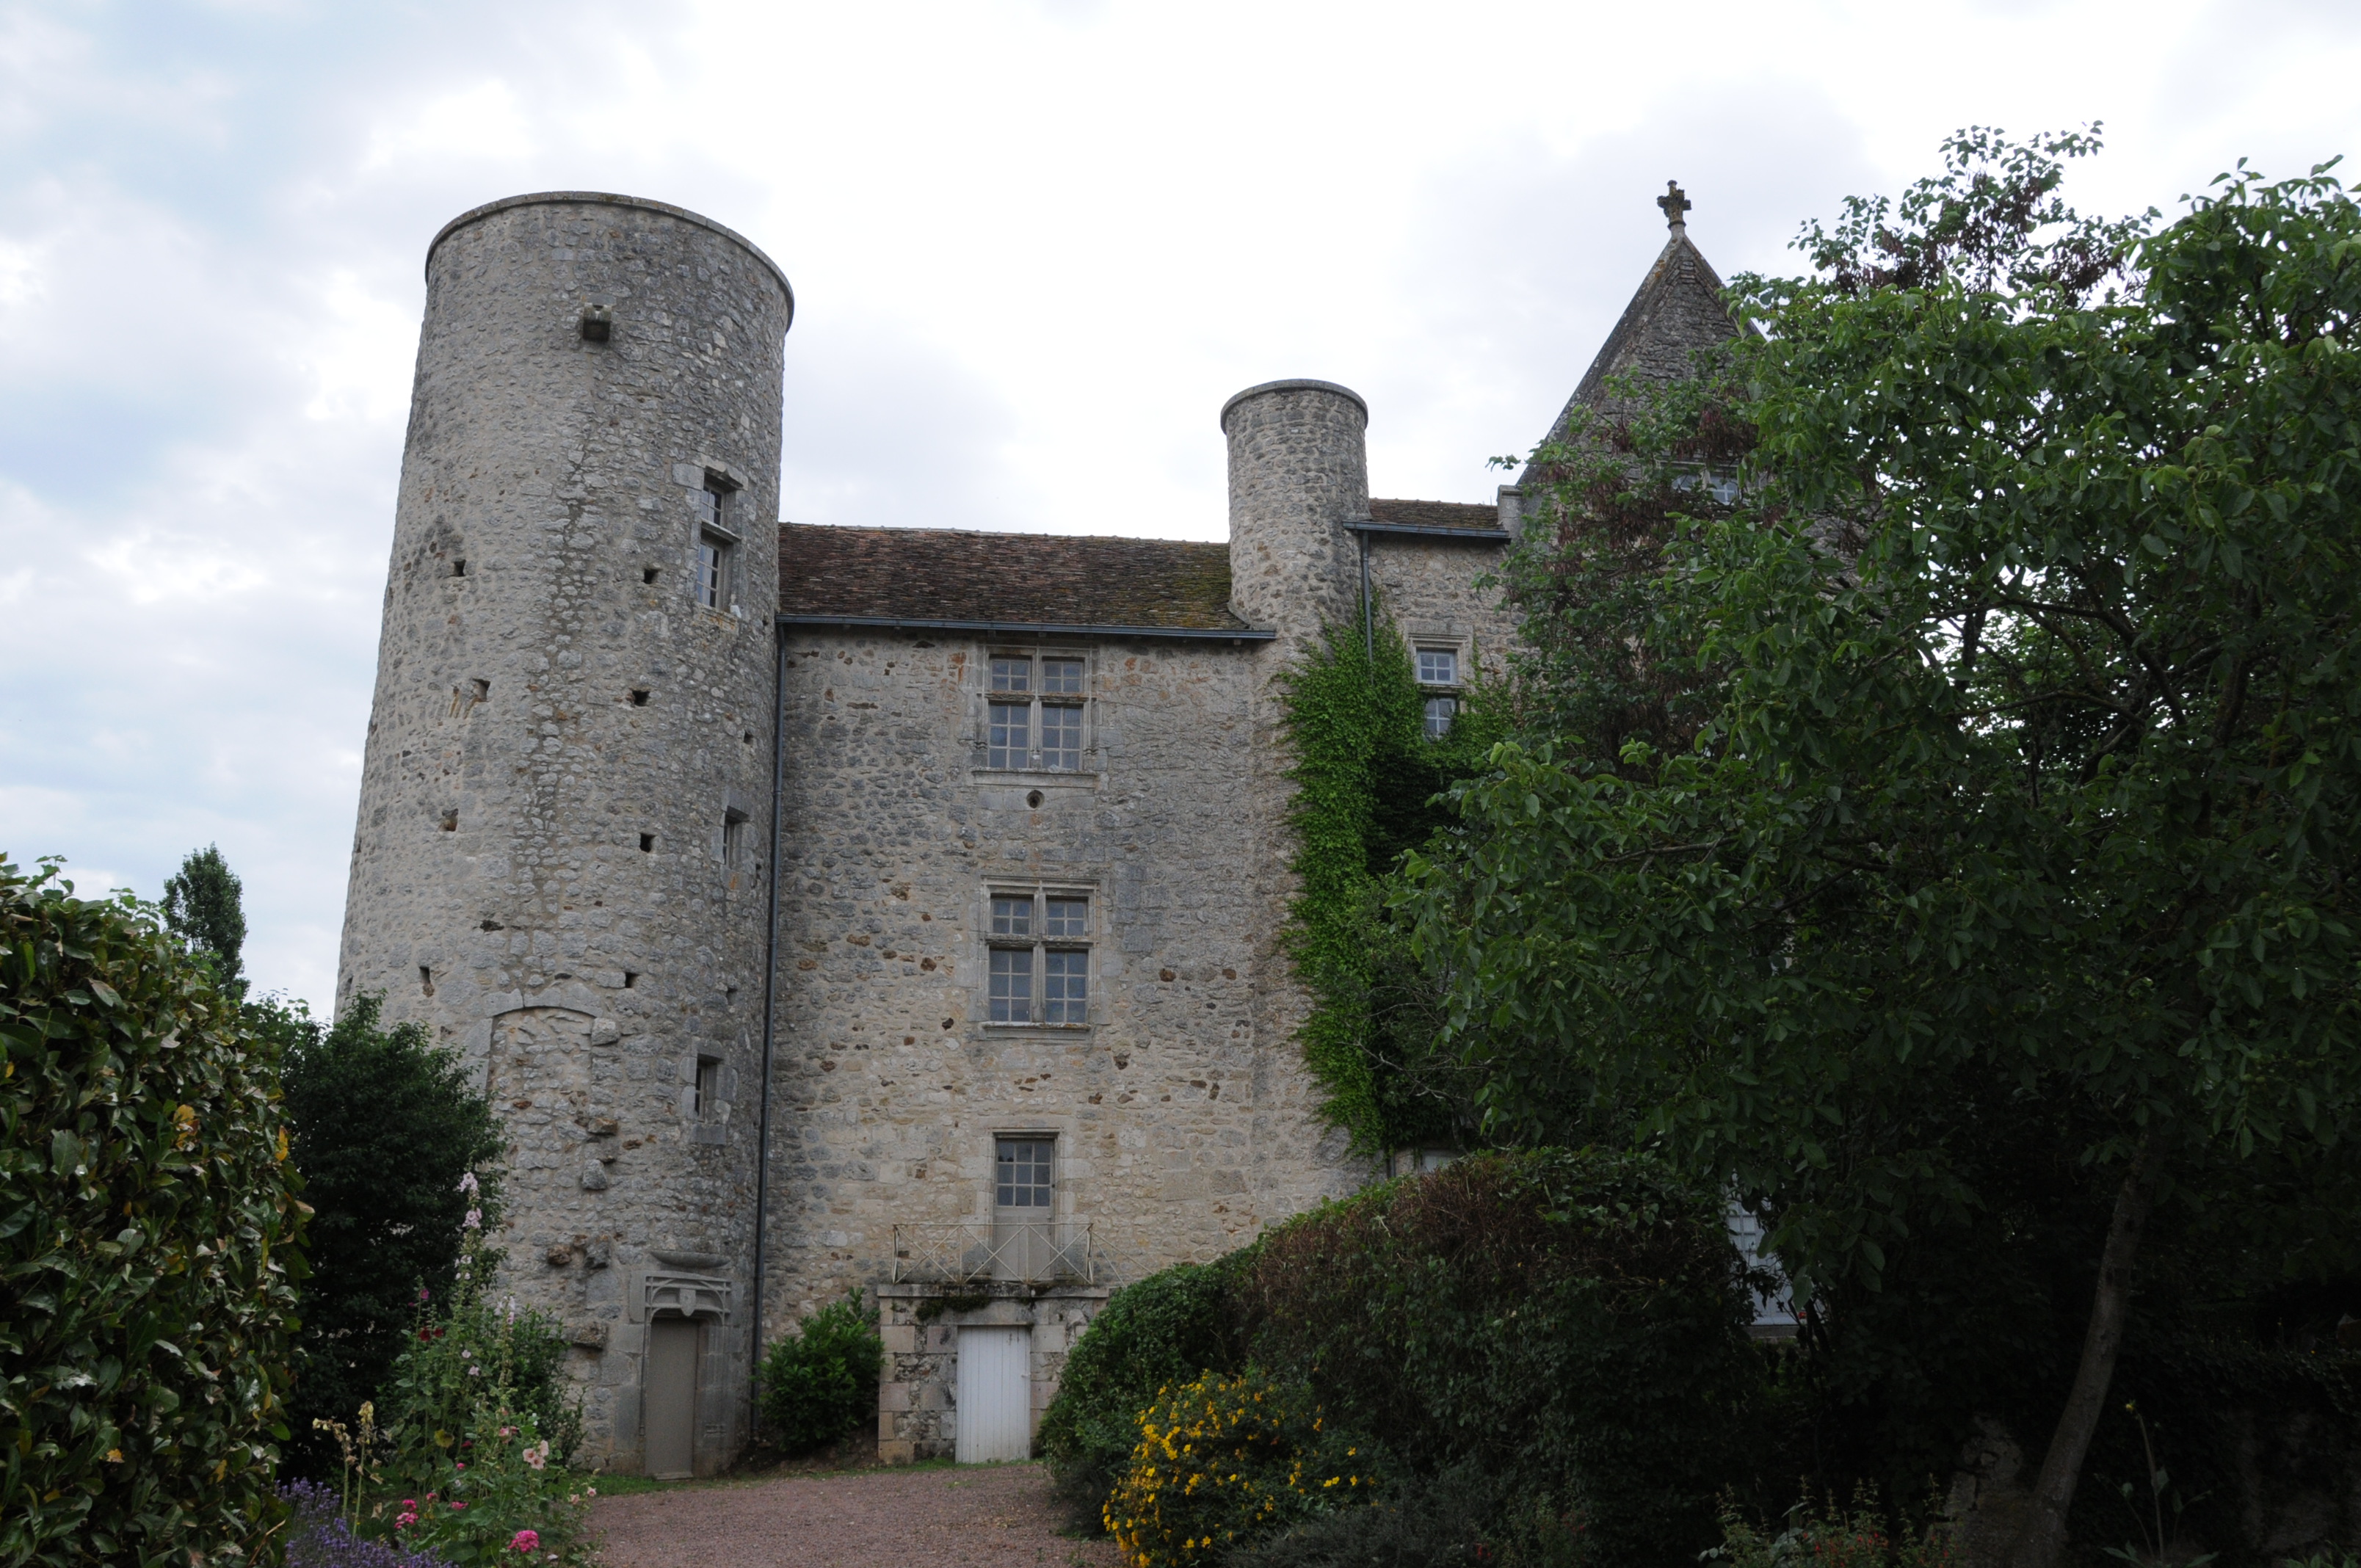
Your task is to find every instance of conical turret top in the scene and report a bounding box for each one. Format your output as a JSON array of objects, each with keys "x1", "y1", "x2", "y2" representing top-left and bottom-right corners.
[{"x1": 1516, "y1": 182, "x2": 1738, "y2": 488}]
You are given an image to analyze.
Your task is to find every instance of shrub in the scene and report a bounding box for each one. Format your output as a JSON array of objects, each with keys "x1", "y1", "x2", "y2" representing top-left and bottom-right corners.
[
  {"x1": 270, "y1": 992, "x2": 504, "y2": 1478},
  {"x1": 1705, "y1": 1489, "x2": 1956, "y2": 1568},
  {"x1": 1101, "y1": 1368, "x2": 1373, "y2": 1568},
  {"x1": 369, "y1": 1178, "x2": 593, "y2": 1565},
  {"x1": 1218, "y1": 1464, "x2": 1586, "y2": 1568},
  {"x1": 0, "y1": 855, "x2": 308, "y2": 1567},
  {"x1": 1238, "y1": 1148, "x2": 1760, "y2": 1568},
  {"x1": 1040, "y1": 1257, "x2": 1250, "y2": 1520},
  {"x1": 757, "y1": 1293, "x2": 883, "y2": 1454}
]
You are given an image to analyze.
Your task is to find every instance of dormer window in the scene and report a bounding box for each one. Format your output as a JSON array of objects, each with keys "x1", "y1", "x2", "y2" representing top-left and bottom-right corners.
[
  {"x1": 690, "y1": 479, "x2": 739, "y2": 611},
  {"x1": 1416, "y1": 647, "x2": 1459, "y2": 738}
]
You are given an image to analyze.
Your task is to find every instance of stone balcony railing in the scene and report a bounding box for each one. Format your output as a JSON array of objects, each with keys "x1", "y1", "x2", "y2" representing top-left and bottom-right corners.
[{"x1": 887, "y1": 1219, "x2": 1114, "y2": 1286}]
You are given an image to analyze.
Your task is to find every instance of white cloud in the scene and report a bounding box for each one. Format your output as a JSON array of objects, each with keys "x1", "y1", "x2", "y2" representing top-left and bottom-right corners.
[
  {"x1": 2, "y1": 0, "x2": 2357, "y2": 1008},
  {"x1": 360, "y1": 79, "x2": 537, "y2": 173}
]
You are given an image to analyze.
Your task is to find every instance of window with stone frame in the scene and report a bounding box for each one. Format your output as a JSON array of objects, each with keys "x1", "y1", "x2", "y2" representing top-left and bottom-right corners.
[
  {"x1": 985, "y1": 650, "x2": 1087, "y2": 771},
  {"x1": 986, "y1": 888, "x2": 1092, "y2": 1026},
  {"x1": 1415, "y1": 645, "x2": 1460, "y2": 739},
  {"x1": 689, "y1": 476, "x2": 739, "y2": 611},
  {"x1": 995, "y1": 1136, "x2": 1053, "y2": 1210}
]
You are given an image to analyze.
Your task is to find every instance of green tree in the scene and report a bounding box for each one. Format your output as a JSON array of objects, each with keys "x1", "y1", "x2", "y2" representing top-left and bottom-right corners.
[
  {"x1": 161, "y1": 844, "x2": 246, "y2": 995},
  {"x1": 0, "y1": 854, "x2": 306, "y2": 1567},
  {"x1": 266, "y1": 991, "x2": 504, "y2": 1475},
  {"x1": 1405, "y1": 134, "x2": 2361, "y2": 1568}
]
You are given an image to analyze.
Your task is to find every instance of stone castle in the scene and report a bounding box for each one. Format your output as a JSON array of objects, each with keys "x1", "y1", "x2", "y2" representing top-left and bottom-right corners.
[{"x1": 336, "y1": 186, "x2": 1736, "y2": 1476}]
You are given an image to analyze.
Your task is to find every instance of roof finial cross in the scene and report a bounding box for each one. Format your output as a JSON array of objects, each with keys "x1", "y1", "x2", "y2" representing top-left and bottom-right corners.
[{"x1": 1657, "y1": 179, "x2": 1691, "y2": 235}]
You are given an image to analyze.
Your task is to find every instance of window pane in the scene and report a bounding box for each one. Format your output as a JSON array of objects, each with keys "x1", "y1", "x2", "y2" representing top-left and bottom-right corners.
[
  {"x1": 1044, "y1": 950, "x2": 1088, "y2": 1023},
  {"x1": 990, "y1": 657, "x2": 1031, "y2": 693},
  {"x1": 988, "y1": 947, "x2": 1032, "y2": 1022},
  {"x1": 1424, "y1": 694, "x2": 1456, "y2": 739},
  {"x1": 694, "y1": 541, "x2": 722, "y2": 609},
  {"x1": 990, "y1": 896, "x2": 1033, "y2": 937},
  {"x1": 691, "y1": 489, "x2": 718, "y2": 528},
  {"x1": 988, "y1": 702, "x2": 1029, "y2": 769},
  {"x1": 1040, "y1": 703, "x2": 1083, "y2": 771},
  {"x1": 996, "y1": 1138, "x2": 1052, "y2": 1208},
  {"x1": 1040, "y1": 658, "x2": 1084, "y2": 694},
  {"x1": 1043, "y1": 897, "x2": 1087, "y2": 937},
  {"x1": 1417, "y1": 649, "x2": 1457, "y2": 686}
]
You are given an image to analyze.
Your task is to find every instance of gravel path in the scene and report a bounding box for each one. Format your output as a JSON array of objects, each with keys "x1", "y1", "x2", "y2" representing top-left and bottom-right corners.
[{"x1": 590, "y1": 1462, "x2": 1123, "y2": 1568}]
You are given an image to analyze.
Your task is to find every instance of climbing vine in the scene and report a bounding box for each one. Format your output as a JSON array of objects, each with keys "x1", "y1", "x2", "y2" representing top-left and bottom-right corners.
[{"x1": 1280, "y1": 609, "x2": 1498, "y2": 1155}]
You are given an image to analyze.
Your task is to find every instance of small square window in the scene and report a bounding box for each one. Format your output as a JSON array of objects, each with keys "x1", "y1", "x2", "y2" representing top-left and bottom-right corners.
[
  {"x1": 1424, "y1": 695, "x2": 1457, "y2": 740},
  {"x1": 1417, "y1": 648, "x2": 1458, "y2": 687},
  {"x1": 991, "y1": 896, "x2": 1034, "y2": 937},
  {"x1": 1043, "y1": 896, "x2": 1088, "y2": 937},
  {"x1": 1040, "y1": 658, "x2": 1084, "y2": 694},
  {"x1": 995, "y1": 1137, "x2": 1053, "y2": 1209},
  {"x1": 990, "y1": 658, "x2": 1032, "y2": 693}
]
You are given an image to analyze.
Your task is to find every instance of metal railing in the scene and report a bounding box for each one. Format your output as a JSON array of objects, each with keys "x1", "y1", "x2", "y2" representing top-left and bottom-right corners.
[{"x1": 888, "y1": 1220, "x2": 1103, "y2": 1285}]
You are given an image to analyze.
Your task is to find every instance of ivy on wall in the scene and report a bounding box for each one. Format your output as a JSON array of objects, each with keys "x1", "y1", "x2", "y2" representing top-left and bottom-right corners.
[{"x1": 1280, "y1": 607, "x2": 1498, "y2": 1155}]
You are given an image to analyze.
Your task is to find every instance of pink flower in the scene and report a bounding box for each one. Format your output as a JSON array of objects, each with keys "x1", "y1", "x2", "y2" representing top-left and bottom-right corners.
[
  {"x1": 451, "y1": 1501, "x2": 468, "y2": 1511},
  {"x1": 523, "y1": 1440, "x2": 549, "y2": 1470},
  {"x1": 509, "y1": 1531, "x2": 540, "y2": 1553}
]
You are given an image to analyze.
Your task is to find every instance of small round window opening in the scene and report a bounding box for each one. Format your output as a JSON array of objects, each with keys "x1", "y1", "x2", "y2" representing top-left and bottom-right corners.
[{"x1": 1026, "y1": 789, "x2": 1045, "y2": 809}]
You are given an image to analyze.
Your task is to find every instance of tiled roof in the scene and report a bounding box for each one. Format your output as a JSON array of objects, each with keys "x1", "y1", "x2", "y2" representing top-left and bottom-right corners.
[
  {"x1": 1518, "y1": 231, "x2": 1740, "y2": 489},
  {"x1": 1366, "y1": 498, "x2": 1501, "y2": 531},
  {"x1": 775, "y1": 524, "x2": 1254, "y2": 634}
]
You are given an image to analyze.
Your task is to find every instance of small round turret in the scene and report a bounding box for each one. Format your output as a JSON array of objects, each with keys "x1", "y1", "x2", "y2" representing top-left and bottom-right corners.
[{"x1": 1221, "y1": 379, "x2": 1368, "y2": 650}]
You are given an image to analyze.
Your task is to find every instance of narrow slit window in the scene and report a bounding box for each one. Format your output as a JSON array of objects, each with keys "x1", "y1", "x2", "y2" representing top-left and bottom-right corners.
[
  {"x1": 689, "y1": 480, "x2": 738, "y2": 611},
  {"x1": 693, "y1": 1056, "x2": 721, "y2": 1119}
]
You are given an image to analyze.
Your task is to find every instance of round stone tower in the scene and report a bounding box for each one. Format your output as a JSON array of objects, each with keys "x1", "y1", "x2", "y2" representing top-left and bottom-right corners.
[
  {"x1": 336, "y1": 192, "x2": 793, "y2": 1475},
  {"x1": 1220, "y1": 377, "x2": 1369, "y2": 655}
]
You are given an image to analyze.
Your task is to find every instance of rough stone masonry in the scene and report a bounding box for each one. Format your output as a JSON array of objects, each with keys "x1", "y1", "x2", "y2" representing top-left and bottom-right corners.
[{"x1": 336, "y1": 188, "x2": 1736, "y2": 1473}]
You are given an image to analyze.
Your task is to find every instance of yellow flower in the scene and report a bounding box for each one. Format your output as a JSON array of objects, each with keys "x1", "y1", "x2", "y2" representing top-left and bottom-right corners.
[{"x1": 105, "y1": 1449, "x2": 123, "y2": 1464}]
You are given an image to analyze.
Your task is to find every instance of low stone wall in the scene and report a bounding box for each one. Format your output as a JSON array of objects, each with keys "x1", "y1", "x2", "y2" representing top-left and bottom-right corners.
[{"x1": 875, "y1": 1282, "x2": 1109, "y2": 1462}]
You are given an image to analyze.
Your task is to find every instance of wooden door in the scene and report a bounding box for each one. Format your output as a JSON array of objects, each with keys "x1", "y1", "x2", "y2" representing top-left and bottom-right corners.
[
  {"x1": 954, "y1": 1326, "x2": 1031, "y2": 1463},
  {"x1": 644, "y1": 1317, "x2": 700, "y2": 1478}
]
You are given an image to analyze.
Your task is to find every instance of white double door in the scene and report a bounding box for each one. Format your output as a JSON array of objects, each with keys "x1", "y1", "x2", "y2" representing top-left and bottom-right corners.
[{"x1": 954, "y1": 1325, "x2": 1031, "y2": 1463}]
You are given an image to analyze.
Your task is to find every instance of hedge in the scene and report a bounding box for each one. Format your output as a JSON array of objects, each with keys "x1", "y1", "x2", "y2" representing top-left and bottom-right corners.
[{"x1": 0, "y1": 857, "x2": 307, "y2": 1567}]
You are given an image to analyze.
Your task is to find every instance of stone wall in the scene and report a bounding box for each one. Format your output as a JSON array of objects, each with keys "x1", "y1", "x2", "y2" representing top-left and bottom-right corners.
[
  {"x1": 1360, "y1": 533, "x2": 1523, "y2": 691},
  {"x1": 874, "y1": 1285, "x2": 1106, "y2": 1462},
  {"x1": 760, "y1": 628, "x2": 1366, "y2": 1340},
  {"x1": 335, "y1": 192, "x2": 793, "y2": 1473}
]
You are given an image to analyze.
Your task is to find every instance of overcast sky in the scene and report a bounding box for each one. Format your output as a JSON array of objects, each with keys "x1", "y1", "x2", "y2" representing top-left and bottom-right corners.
[{"x1": 4, "y1": 0, "x2": 2356, "y2": 1010}]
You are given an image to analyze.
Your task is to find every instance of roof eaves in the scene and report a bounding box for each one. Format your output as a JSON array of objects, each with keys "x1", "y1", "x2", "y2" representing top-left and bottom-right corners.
[
  {"x1": 775, "y1": 613, "x2": 1274, "y2": 642},
  {"x1": 1346, "y1": 521, "x2": 1513, "y2": 544}
]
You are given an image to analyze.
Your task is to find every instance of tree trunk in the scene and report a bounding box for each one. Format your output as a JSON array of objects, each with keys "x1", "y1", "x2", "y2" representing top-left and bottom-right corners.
[{"x1": 2006, "y1": 1136, "x2": 2168, "y2": 1568}]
